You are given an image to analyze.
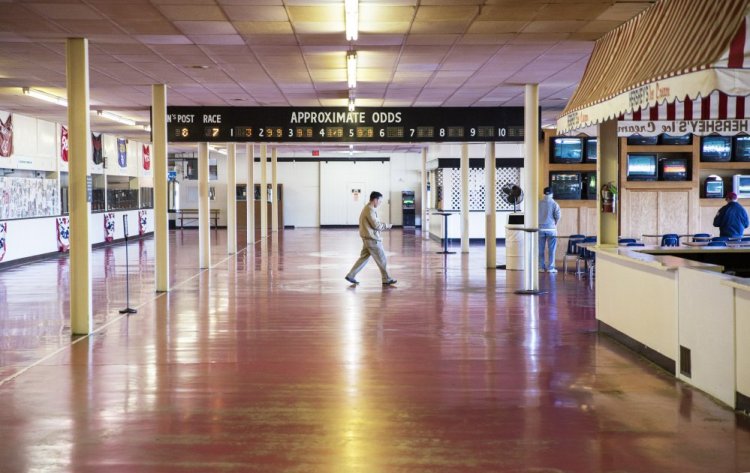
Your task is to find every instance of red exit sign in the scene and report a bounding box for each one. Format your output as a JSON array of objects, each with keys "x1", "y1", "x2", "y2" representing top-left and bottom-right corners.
[{"x1": 312, "y1": 150, "x2": 320, "y2": 156}]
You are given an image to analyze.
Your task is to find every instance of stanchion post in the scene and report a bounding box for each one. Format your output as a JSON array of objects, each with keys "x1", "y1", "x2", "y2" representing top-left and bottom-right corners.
[{"x1": 119, "y1": 214, "x2": 137, "y2": 315}]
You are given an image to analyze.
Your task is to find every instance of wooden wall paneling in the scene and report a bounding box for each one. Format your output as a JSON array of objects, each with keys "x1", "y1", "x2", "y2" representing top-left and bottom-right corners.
[
  {"x1": 584, "y1": 206, "x2": 598, "y2": 236},
  {"x1": 700, "y1": 203, "x2": 722, "y2": 236},
  {"x1": 657, "y1": 190, "x2": 690, "y2": 235},
  {"x1": 626, "y1": 190, "x2": 658, "y2": 242}
]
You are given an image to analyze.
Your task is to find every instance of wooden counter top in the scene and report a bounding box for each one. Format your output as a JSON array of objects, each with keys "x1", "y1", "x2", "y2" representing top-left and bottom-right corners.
[{"x1": 592, "y1": 246, "x2": 726, "y2": 272}]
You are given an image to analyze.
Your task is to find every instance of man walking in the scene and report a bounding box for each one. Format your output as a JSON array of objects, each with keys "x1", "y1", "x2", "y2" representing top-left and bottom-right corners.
[
  {"x1": 539, "y1": 186, "x2": 561, "y2": 273},
  {"x1": 714, "y1": 192, "x2": 749, "y2": 238},
  {"x1": 345, "y1": 191, "x2": 397, "y2": 286}
]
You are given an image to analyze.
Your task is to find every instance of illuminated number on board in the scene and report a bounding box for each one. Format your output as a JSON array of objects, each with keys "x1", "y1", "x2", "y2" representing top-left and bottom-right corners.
[
  {"x1": 181, "y1": 128, "x2": 189, "y2": 138},
  {"x1": 439, "y1": 128, "x2": 445, "y2": 137},
  {"x1": 319, "y1": 129, "x2": 325, "y2": 137},
  {"x1": 470, "y1": 128, "x2": 476, "y2": 137},
  {"x1": 410, "y1": 128, "x2": 415, "y2": 137},
  {"x1": 259, "y1": 128, "x2": 264, "y2": 138},
  {"x1": 349, "y1": 129, "x2": 355, "y2": 138},
  {"x1": 379, "y1": 128, "x2": 385, "y2": 138}
]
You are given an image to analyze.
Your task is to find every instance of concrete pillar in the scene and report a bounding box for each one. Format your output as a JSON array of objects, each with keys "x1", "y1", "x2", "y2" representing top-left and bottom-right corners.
[
  {"x1": 460, "y1": 143, "x2": 470, "y2": 253},
  {"x1": 227, "y1": 143, "x2": 237, "y2": 254},
  {"x1": 598, "y1": 119, "x2": 619, "y2": 245},
  {"x1": 260, "y1": 143, "x2": 268, "y2": 238},
  {"x1": 198, "y1": 142, "x2": 210, "y2": 269},
  {"x1": 246, "y1": 144, "x2": 255, "y2": 246},
  {"x1": 421, "y1": 148, "x2": 429, "y2": 240},
  {"x1": 66, "y1": 38, "x2": 92, "y2": 335},
  {"x1": 524, "y1": 84, "x2": 540, "y2": 292},
  {"x1": 271, "y1": 147, "x2": 278, "y2": 232},
  {"x1": 485, "y1": 142, "x2": 497, "y2": 268},
  {"x1": 153, "y1": 85, "x2": 169, "y2": 292}
]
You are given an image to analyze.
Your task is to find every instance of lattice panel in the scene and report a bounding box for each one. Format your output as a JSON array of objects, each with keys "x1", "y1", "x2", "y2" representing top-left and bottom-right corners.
[
  {"x1": 442, "y1": 167, "x2": 521, "y2": 211},
  {"x1": 496, "y1": 167, "x2": 522, "y2": 211}
]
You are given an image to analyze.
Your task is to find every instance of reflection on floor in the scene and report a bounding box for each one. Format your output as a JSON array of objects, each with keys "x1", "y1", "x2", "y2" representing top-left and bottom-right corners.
[{"x1": 0, "y1": 229, "x2": 748, "y2": 472}]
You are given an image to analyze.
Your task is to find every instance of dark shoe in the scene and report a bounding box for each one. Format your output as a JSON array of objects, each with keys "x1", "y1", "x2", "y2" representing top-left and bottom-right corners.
[
  {"x1": 382, "y1": 279, "x2": 397, "y2": 286},
  {"x1": 345, "y1": 276, "x2": 359, "y2": 285}
]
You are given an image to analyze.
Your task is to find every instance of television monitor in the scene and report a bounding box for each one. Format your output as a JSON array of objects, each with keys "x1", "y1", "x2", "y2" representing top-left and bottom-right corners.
[
  {"x1": 734, "y1": 174, "x2": 750, "y2": 198},
  {"x1": 585, "y1": 138, "x2": 597, "y2": 162},
  {"x1": 704, "y1": 176, "x2": 724, "y2": 198},
  {"x1": 582, "y1": 172, "x2": 597, "y2": 200},
  {"x1": 660, "y1": 134, "x2": 693, "y2": 145},
  {"x1": 549, "y1": 172, "x2": 582, "y2": 200},
  {"x1": 626, "y1": 154, "x2": 658, "y2": 181},
  {"x1": 550, "y1": 137, "x2": 583, "y2": 163},
  {"x1": 733, "y1": 136, "x2": 750, "y2": 162},
  {"x1": 661, "y1": 158, "x2": 688, "y2": 181},
  {"x1": 627, "y1": 135, "x2": 659, "y2": 146},
  {"x1": 701, "y1": 136, "x2": 732, "y2": 162}
]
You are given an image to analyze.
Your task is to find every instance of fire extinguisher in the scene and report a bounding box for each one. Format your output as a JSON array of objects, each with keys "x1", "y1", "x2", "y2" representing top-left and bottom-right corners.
[{"x1": 601, "y1": 181, "x2": 617, "y2": 213}]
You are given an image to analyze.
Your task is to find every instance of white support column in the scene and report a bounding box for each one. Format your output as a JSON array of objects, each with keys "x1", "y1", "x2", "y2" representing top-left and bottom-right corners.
[
  {"x1": 227, "y1": 143, "x2": 237, "y2": 254},
  {"x1": 421, "y1": 148, "x2": 429, "y2": 240},
  {"x1": 66, "y1": 38, "x2": 92, "y2": 335},
  {"x1": 198, "y1": 142, "x2": 210, "y2": 269},
  {"x1": 260, "y1": 143, "x2": 268, "y2": 238},
  {"x1": 460, "y1": 143, "x2": 470, "y2": 253},
  {"x1": 524, "y1": 83, "x2": 540, "y2": 292},
  {"x1": 271, "y1": 147, "x2": 278, "y2": 232},
  {"x1": 246, "y1": 143, "x2": 255, "y2": 246},
  {"x1": 153, "y1": 84, "x2": 169, "y2": 292},
  {"x1": 485, "y1": 142, "x2": 497, "y2": 268}
]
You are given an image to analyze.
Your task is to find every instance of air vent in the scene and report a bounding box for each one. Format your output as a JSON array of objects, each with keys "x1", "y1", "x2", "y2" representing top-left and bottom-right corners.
[{"x1": 680, "y1": 345, "x2": 692, "y2": 378}]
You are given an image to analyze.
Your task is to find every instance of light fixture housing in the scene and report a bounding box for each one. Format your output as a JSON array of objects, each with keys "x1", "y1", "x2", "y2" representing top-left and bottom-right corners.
[
  {"x1": 345, "y1": 0, "x2": 358, "y2": 41},
  {"x1": 97, "y1": 110, "x2": 137, "y2": 127},
  {"x1": 22, "y1": 87, "x2": 68, "y2": 107},
  {"x1": 209, "y1": 145, "x2": 227, "y2": 156},
  {"x1": 347, "y1": 51, "x2": 357, "y2": 89},
  {"x1": 348, "y1": 97, "x2": 356, "y2": 112}
]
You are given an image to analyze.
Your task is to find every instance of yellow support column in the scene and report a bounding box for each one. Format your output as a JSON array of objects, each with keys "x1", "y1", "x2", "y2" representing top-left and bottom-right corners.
[
  {"x1": 246, "y1": 144, "x2": 255, "y2": 246},
  {"x1": 66, "y1": 38, "x2": 92, "y2": 335},
  {"x1": 227, "y1": 143, "x2": 237, "y2": 254},
  {"x1": 198, "y1": 142, "x2": 210, "y2": 269},
  {"x1": 152, "y1": 84, "x2": 169, "y2": 292},
  {"x1": 260, "y1": 143, "x2": 268, "y2": 238},
  {"x1": 598, "y1": 119, "x2": 619, "y2": 246},
  {"x1": 271, "y1": 147, "x2": 278, "y2": 233},
  {"x1": 460, "y1": 143, "x2": 470, "y2": 253},
  {"x1": 485, "y1": 142, "x2": 497, "y2": 268}
]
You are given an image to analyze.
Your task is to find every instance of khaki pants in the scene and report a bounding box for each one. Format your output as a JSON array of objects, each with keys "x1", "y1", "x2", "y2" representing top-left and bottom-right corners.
[{"x1": 347, "y1": 239, "x2": 392, "y2": 282}]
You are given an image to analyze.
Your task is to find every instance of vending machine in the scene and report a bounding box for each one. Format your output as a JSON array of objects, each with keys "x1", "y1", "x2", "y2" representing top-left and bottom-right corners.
[{"x1": 402, "y1": 191, "x2": 415, "y2": 227}]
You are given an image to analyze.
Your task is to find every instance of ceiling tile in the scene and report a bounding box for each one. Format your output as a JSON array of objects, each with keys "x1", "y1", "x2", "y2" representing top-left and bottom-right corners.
[
  {"x1": 223, "y1": 5, "x2": 288, "y2": 21},
  {"x1": 234, "y1": 21, "x2": 293, "y2": 35},
  {"x1": 157, "y1": 5, "x2": 227, "y2": 21}
]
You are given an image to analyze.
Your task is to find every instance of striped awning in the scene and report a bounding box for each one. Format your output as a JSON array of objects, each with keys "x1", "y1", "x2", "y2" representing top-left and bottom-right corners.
[{"x1": 557, "y1": 0, "x2": 750, "y2": 134}]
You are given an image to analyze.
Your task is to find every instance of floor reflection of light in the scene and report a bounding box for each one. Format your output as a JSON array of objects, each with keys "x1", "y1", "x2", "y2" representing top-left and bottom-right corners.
[
  {"x1": 526, "y1": 295, "x2": 539, "y2": 374},
  {"x1": 340, "y1": 292, "x2": 364, "y2": 468},
  {"x1": 343, "y1": 292, "x2": 362, "y2": 397}
]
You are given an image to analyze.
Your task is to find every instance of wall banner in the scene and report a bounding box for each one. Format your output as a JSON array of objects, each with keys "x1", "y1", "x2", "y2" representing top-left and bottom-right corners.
[
  {"x1": 143, "y1": 144, "x2": 151, "y2": 171},
  {"x1": 0, "y1": 114, "x2": 12, "y2": 158},
  {"x1": 104, "y1": 213, "x2": 115, "y2": 242},
  {"x1": 56, "y1": 216, "x2": 70, "y2": 252},
  {"x1": 92, "y1": 133, "x2": 103, "y2": 165},
  {"x1": 117, "y1": 138, "x2": 127, "y2": 168},
  {"x1": 61, "y1": 126, "x2": 69, "y2": 162},
  {"x1": 0, "y1": 222, "x2": 6, "y2": 261},
  {"x1": 139, "y1": 210, "x2": 147, "y2": 235},
  {"x1": 617, "y1": 119, "x2": 750, "y2": 137}
]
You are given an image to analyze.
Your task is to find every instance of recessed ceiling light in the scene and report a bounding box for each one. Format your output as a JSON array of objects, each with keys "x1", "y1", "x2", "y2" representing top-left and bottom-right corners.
[{"x1": 189, "y1": 65, "x2": 209, "y2": 69}]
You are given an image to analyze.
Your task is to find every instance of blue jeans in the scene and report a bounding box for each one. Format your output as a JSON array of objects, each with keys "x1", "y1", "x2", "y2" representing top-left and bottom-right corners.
[{"x1": 539, "y1": 230, "x2": 557, "y2": 270}]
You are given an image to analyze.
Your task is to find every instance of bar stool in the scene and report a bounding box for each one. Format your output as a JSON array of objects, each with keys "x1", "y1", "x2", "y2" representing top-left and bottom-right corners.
[
  {"x1": 562, "y1": 234, "x2": 585, "y2": 275},
  {"x1": 707, "y1": 241, "x2": 728, "y2": 247},
  {"x1": 660, "y1": 234, "x2": 679, "y2": 247},
  {"x1": 692, "y1": 233, "x2": 711, "y2": 242},
  {"x1": 434, "y1": 212, "x2": 456, "y2": 255}
]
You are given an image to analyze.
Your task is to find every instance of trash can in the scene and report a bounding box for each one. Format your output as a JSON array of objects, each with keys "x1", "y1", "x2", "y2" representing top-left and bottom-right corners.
[{"x1": 505, "y1": 213, "x2": 525, "y2": 270}]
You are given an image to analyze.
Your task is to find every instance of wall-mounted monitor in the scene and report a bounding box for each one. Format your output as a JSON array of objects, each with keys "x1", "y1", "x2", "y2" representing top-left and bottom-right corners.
[
  {"x1": 701, "y1": 136, "x2": 732, "y2": 162},
  {"x1": 550, "y1": 137, "x2": 583, "y2": 163},
  {"x1": 660, "y1": 134, "x2": 693, "y2": 145},
  {"x1": 661, "y1": 158, "x2": 688, "y2": 181},
  {"x1": 733, "y1": 136, "x2": 750, "y2": 162},
  {"x1": 627, "y1": 135, "x2": 659, "y2": 146},
  {"x1": 585, "y1": 138, "x2": 597, "y2": 162},
  {"x1": 626, "y1": 154, "x2": 658, "y2": 181},
  {"x1": 582, "y1": 172, "x2": 597, "y2": 200},
  {"x1": 734, "y1": 174, "x2": 750, "y2": 198},
  {"x1": 549, "y1": 172, "x2": 582, "y2": 199},
  {"x1": 704, "y1": 175, "x2": 724, "y2": 198}
]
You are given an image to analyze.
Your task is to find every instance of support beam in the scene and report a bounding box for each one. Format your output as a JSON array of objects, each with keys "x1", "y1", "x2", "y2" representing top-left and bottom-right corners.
[
  {"x1": 271, "y1": 147, "x2": 278, "y2": 233},
  {"x1": 460, "y1": 143, "x2": 470, "y2": 253},
  {"x1": 421, "y1": 148, "x2": 429, "y2": 240},
  {"x1": 485, "y1": 142, "x2": 497, "y2": 268},
  {"x1": 260, "y1": 143, "x2": 268, "y2": 238},
  {"x1": 524, "y1": 83, "x2": 540, "y2": 292},
  {"x1": 598, "y1": 119, "x2": 619, "y2": 245},
  {"x1": 246, "y1": 143, "x2": 255, "y2": 246},
  {"x1": 152, "y1": 84, "x2": 169, "y2": 292},
  {"x1": 227, "y1": 143, "x2": 237, "y2": 254},
  {"x1": 198, "y1": 142, "x2": 210, "y2": 269},
  {"x1": 66, "y1": 38, "x2": 92, "y2": 335}
]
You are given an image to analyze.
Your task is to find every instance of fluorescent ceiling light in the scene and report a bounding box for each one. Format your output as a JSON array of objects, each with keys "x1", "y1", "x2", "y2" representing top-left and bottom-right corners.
[
  {"x1": 97, "y1": 110, "x2": 137, "y2": 127},
  {"x1": 348, "y1": 97, "x2": 356, "y2": 112},
  {"x1": 22, "y1": 87, "x2": 67, "y2": 107},
  {"x1": 209, "y1": 145, "x2": 227, "y2": 156},
  {"x1": 143, "y1": 124, "x2": 152, "y2": 132},
  {"x1": 345, "y1": 0, "x2": 358, "y2": 41},
  {"x1": 347, "y1": 51, "x2": 357, "y2": 89}
]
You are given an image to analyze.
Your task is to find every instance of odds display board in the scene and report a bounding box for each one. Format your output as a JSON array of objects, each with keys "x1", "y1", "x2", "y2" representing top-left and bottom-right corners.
[{"x1": 166, "y1": 107, "x2": 525, "y2": 143}]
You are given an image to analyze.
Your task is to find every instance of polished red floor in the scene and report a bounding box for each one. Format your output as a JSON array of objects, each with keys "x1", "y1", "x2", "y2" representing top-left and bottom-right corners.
[{"x1": 0, "y1": 229, "x2": 748, "y2": 472}]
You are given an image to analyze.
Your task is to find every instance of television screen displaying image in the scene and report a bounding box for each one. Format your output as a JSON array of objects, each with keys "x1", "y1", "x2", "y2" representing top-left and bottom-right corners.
[
  {"x1": 660, "y1": 134, "x2": 693, "y2": 145},
  {"x1": 627, "y1": 135, "x2": 659, "y2": 146},
  {"x1": 585, "y1": 138, "x2": 597, "y2": 162},
  {"x1": 701, "y1": 136, "x2": 732, "y2": 162},
  {"x1": 704, "y1": 179, "x2": 724, "y2": 198},
  {"x1": 626, "y1": 154, "x2": 658, "y2": 181},
  {"x1": 549, "y1": 172, "x2": 582, "y2": 200},
  {"x1": 550, "y1": 137, "x2": 583, "y2": 163},
  {"x1": 582, "y1": 172, "x2": 597, "y2": 200},
  {"x1": 661, "y1": 158, "x2": 688, "y2": 181},
  {"x1": 733, "y1": 136, "x2": 750, "y2": 162},
  {"x1": 734, "y1": 174, "x2": 750, "y2": 198}
]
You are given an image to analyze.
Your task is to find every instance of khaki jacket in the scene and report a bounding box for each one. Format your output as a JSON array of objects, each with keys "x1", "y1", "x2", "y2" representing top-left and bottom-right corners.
[{"x1": 359, "y1": 203, "x2": 388, "y2": 241}]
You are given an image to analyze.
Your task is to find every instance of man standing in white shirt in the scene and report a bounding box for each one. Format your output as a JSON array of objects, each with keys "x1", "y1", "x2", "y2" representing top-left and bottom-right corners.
[
  {"x1": 345, "y1": 191, "x2": 397, "y2": 285},
  {"x1": 538, "y1": 186, "x2": 561, "y2": 273}
]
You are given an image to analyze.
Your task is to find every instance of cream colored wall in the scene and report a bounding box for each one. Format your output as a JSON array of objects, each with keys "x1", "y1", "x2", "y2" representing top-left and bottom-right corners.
[
  {"x1": 596, "y1": 254, "x2": 678, "y2": 361},
  {"x1": 736, "y1": 289, "x2": 750, "y2": 400}
]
